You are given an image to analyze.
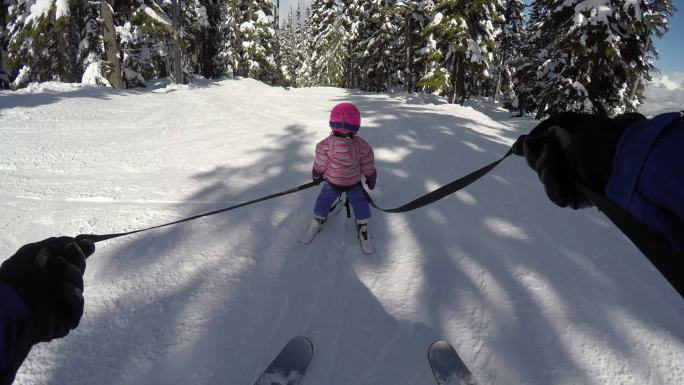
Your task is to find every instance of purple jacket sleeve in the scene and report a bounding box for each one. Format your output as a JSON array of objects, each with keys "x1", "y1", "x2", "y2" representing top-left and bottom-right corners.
[
  {"x1": 0, "y1": 282, "x2": 29, "y2": 372},
  {"x1": 605, "y1": 112, "x2": 684, "y2": 253}
]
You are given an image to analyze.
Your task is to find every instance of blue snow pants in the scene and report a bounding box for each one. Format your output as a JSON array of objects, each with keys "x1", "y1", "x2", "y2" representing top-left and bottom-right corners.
[{"x1": 314, "y1": 182, "x2": 371, "y2": 220}]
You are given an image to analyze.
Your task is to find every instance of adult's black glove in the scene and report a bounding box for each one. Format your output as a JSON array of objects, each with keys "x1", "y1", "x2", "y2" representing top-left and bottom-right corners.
[
  {"x1": 513, "y1": 112, "x2": 645, "y2": 209},
  {"x1": 0, "y1": 237, "x2": 94, "y2": 342}
]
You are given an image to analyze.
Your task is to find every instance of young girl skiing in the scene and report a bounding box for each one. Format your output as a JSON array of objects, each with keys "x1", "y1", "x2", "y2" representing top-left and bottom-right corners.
[{"x1": 301, "y1": 102, "x2": 377, "y2": 252}]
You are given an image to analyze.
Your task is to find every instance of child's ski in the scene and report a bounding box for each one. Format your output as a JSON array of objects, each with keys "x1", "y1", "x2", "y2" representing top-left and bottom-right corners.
[
  {"x1": 253, "y1": 336, "x2": 314, "y2": 385},
  {"x1": 358, "y1": 237, "x2": 374, "y2": 254},
  {"x1": 299, "y1": 196, "x2": 344, "y2": 245},
  {"x1": 427, "y1": 340, "x2": 477, "y2": 385},
  {"x1": 356, "y1": 221, "x2": 374, "y2": 254}
]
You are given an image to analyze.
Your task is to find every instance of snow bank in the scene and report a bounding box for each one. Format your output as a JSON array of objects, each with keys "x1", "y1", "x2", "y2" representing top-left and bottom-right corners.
[{"x1": 3, "y1": 81, "x2": 87, "y2": 94}]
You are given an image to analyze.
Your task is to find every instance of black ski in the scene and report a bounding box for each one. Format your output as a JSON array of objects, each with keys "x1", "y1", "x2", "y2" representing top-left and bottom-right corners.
[
  {"x1": 428, "y1": 340, "x2": 477, "y2": 385},
  {"x1": 253, "y1": 336, "x2": 314, "y2": 385}
]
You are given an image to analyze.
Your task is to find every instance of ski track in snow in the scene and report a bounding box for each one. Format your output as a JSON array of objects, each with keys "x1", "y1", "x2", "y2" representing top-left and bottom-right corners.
[{"x1": 1, "y1": 79, "x2": 683, "y2": 385}]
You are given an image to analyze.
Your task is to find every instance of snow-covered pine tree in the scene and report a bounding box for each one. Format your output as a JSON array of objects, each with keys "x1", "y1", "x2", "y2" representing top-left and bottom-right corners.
[
  {"x1": 1, "y1": 1, "x2": 10, "y2": 88},
  {"x1": 309, "y1": 0, "x2": 345, "y2": 87},
  {"x1": 183, "y1": 0, "x2": 222, "y2": 79},
  {"x1": 512, "y1": 0, "x2": 549, "y2": 116},
  {"x1": 492, "y1": 0, "x2": 525, "y2": 105},
  {"x1": 388, "y1": 2, "x2": 407, "y2": 90},
  {"x1": 461, "y1": 1, "x2": 500, "y2": 100},
  {"x1": 75, "y1": 2, "x2": 110, "y2": 86},
  {"x1": 356, "y1": 0, "x2": 399, "y2": 92},
  {"x1": 277, "y1": 7, "x2": 298, "y2": 86},
  {"x1": 272, "y1": 2, "x2": 283, "y2": 84},
  {"x1": 216, "y1": 0, "x2": 241, "y2": 77},
  {"x1": 420, "y1": 0, "x2": 500, "y2": 104},
  {"x1": 533, "y1": 0, "x2": 674, "y2": 117},
  {"x1": 626, "y1": 0, "x2": 676, "y2": 109},
  {"x1": 233, "y1": 0, "x2": 279, "y2": 83},
  {"x1": 340, "y1": 0, "x2": 363, "y2": 89},
  {"x1": 113, "y1": 1, "x2": 172, "y2": 87},
  {"x1": 294, "y1": 4, "x2": 313, "y2": 87},
  {"x1": 398, "y1": 0, "x2": 434, "y2": 93},
  {"x1": 6, "y1": 0, "x2": 81, "y2": 88}
]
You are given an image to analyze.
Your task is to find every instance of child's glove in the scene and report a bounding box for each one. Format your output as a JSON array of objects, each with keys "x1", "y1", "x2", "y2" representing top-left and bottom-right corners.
[
  {"x1": 365, "y1": 171, "x2": 377, "y2": 190},
  {"x1": 312, "y1": 169, "x2": 324, "y2": 185}
]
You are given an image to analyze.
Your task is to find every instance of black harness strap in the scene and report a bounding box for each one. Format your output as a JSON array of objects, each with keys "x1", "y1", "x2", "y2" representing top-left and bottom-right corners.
[
  {"x1": 361, "y1": 145, "x2": 682, "y2": 298},
  {"x1": 579, "y1": 185, "x2": 684, "y2": 298},
  {"x1": 326, "y1": 182, "x2": 359, "y2": 218},
  {"x1": 344, "y1": 197, "x2": 351, "y2": 218},
  {"x1": 69, "y1": 131, "x2": 681, "y2": 298},
  {"x1": 364, "y1": 149, "x2": 513, "y2": 213},
  {"x1": 76, "y1": 181, "x2": 319, "y2": 244}
]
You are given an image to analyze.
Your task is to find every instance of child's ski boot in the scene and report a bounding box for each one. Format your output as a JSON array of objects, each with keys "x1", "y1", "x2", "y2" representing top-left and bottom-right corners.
[{"x1": 299, "y1": 215, "x2": 328, "y2": 244}]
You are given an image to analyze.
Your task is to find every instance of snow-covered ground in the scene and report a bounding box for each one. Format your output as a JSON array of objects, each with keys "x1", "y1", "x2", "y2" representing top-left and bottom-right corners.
[{"x1": 1, "y1": 79, "x2": 682, "y2": 385}]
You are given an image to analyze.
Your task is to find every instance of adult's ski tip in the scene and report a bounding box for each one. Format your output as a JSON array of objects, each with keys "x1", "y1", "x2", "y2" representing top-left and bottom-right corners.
[
  {"x1": 289, "y1": 336, "x2": 313, "y2": 351},
  {"x1": 428, "y1": 339, "x2": 477, "y2": 385},
  {"x1": 281, "y1": 336, "x2": 314, "y2": 361},
  {"x1": 428, "y1": 339, "x2": 451, "y2": 352},
  {"x1": 254, "y1": 336, "x2": 314, "y2": 385}
]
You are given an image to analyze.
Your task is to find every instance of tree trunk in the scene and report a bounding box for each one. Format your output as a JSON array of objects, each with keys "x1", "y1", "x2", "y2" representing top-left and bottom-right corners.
[
  {"x1": 275, "y1": 0, "x2": 280, "y2": 29},
  {"x1": 200, "y1": 28, "x2": 217, "y2": 78},
  {"x1": 199, "y1": 2, "x2": 219, "y2": 79},
  {"x1": 535, "y1": 97, "x2": 547, "y2": 120},
  {"x1": 456, "y1": 53, "x2": 465, "y2": 104},
  {"x1": 405, "y1": 8, "x2": 413, "y2": 93},
  {"x1": 451, "y1": 52, "x2": 464, "y2": 104},
  {"x1": 171, "y1": 0, "x2": 184, "y2": 84},
  {"x1": 494, "y1": 52, "x2": 506, "y2": 102},
  {"x1": 101, "y1": 0, "x2": 123, "y2": 88}
]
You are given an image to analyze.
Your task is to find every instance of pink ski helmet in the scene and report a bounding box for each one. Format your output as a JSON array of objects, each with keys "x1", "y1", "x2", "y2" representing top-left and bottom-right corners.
[{"x1": 329, "y1": 102, "x2": 361, "y2": 133}]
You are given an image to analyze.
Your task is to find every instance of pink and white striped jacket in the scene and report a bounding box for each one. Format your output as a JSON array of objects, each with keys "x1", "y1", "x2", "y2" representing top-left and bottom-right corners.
[{"x1": 313, "y1": 134, "x2": 375, "y2": 187}]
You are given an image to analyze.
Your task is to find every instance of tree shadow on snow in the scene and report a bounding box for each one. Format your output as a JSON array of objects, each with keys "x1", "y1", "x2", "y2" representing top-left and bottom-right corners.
[
  {"x1": 332, "y1": 90, "x2": 684, "y2": 384},
  {"x1": 28, "y1": 91, "x2": 684, "y2": 385},
  {"x1": 33, "y1": 121, "x2": 443, "y2": 385}
]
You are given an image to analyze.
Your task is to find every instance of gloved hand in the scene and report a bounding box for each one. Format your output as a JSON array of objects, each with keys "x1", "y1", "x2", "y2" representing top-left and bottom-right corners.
[
  {"x1": 365, "y1": 171, "x2": 377, "y2": 190},
  {"x1": 512, "y1": 112, "x2": 645, "y2": 209},
  {"x1": 0, "y1": 237, "x2": 94, "y2": 343},
  {"x1": 312, "y1": 169, "x2": 324, "y2": 185}
]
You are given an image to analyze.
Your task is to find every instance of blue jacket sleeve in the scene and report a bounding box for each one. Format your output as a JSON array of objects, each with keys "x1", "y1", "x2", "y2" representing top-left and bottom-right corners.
[
  {"x1": 605, "y1": 112, "x2": 684, "y2": 253},
  {"x1": 0, "y1": 282, "x2": 29, "y2": 373}
]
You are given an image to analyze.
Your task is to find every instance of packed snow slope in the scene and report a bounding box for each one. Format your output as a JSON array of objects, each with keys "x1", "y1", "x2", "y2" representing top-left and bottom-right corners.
[{"x1": 1, "y1": 79, "x2": 682, "y2": 385}]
